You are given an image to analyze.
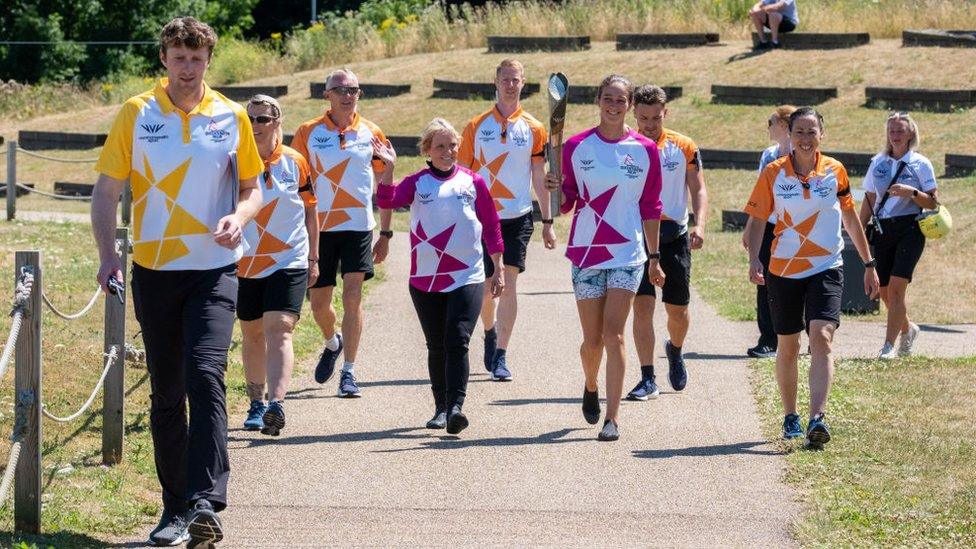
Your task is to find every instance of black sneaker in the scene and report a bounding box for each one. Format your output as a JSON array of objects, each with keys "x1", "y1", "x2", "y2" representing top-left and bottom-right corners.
[
  {"x1": 753, "y1": 40, "x2": 771, "y2": 51},
  {"x1": 186, "y1": 499, "x2": 222, "y2": 548},
  {"x1": 260, "y1": 400, "x2": 285, "y2": 436},
  {"x1": 665, "y1": 340, "x2": 687, "y2": 391},
  {"x1": 805, "y1": 414, "x2": 831, "y2": 449},
  {"x1": 582, "y1": 387, "x2": 601, "y2": 425},
  {"x1": 314, "y1": 334, "x2": 343, "y2": 384},
  {"x1": 747, "y1": 344, "x2": 777, "y2": 359},
  {"x1": 598, "y1": 419, "x2": 619, "y2": 441},
  {"x1": 445, "y1": 405, "x2": 468, "y2": 435},
  {"x1": 148, "y1": 509, "x2": 188, "y2": 546},
  {"x1": 626, "y1": 376, "x2": 659, "y2": 401},
  {"x1": 425, "y1": 410, "x2": 447, "y2": 429}
]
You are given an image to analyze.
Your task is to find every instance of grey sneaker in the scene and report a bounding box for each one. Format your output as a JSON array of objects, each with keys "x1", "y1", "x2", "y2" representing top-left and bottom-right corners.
[
  {"x1": 187, "y1": 499, "x2": 223, "y2": 548},
  {"x1": 898, "y1": 322, "x2": 920, "y2": 356},
  {"x1": 148, "y1": 509, "x2": 188, "y2": 546}
]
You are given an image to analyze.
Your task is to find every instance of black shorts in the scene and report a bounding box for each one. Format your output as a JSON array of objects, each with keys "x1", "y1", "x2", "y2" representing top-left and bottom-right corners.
[
  {"x1": 237, "y1": 268, "x2": 308, "y2": 321},
  {"x1": 484, "y1": 212, "x2": 533, "y2": 277},
  {"x1": 763, "y1": 16, "x2": 796, "y2": 33},
  {"x1": 766, "y1": 267, "x2": 843, "y2": 335},
  {"x1": 873, "y1": 216, "x2": 925, "y2": 286},
  {"x1": 636, "y1": 232, "x2": 691, "y2": 305},
  {"x1": 312, "y1": 230, "x2": 375, "y2": 288}
]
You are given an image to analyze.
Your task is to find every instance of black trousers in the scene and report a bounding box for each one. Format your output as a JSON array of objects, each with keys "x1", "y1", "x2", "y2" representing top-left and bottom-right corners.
[
  {"x1": 756, "y1": 222, "x2": 777, "y2": 348},
  {"x1": 409, "y1": 282, "x2": 484, "y2": 412},
  {"x1": 131, "y1": 263, "x2": 237, "y2": 513}
]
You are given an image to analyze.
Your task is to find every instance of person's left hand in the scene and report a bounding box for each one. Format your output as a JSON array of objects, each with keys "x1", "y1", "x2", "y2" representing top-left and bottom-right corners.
[
  {"x1": 372, "y1": 234, "x2": 390, "y2": 264},
  {"x1": 213, "y1": 214, "x2": 243, "y2": 249},
  {"x1": 542, "y1": 224, "x2": 556, "y2": 249},
  {"x1": 491, "y1": 267, "x2": 506, "y2": 298},
  {"x1": 689, "y1": 226, "x2": 705, "y2": 250},
  {"x1": 887, "y1": 183, "x2": 916, "y2": 198},
  {"x1": 648, "y1": 261, "x2": 666, "y2": 287},
  {"x1": 864, "y1": 268, "x2": 880, "y2": 299},
  {"x1": 307, "y1": 262, "x2": 319, "y2": 288}
]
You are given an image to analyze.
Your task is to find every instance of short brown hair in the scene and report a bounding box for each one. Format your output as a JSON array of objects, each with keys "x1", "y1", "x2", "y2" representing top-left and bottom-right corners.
[
  {"x1": 596, "y1": 74, "x2": 634, "y2": 104},
  {"x1": 496, "y1": 59, "x2": 524, "y2": 78},
  {"x1": 773, "y1": 105, "x2": 797, "y2": 124},
  {"x1": 634, "y1": 85, "x2": 668, "y2": 107},
  {"x1": 160, "y1": 17, "x2": 218, "y2": 56}
]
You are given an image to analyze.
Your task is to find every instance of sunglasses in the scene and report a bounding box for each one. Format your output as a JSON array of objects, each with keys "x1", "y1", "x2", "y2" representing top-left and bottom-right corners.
[
  {"x1": 248, "y1": 115, "x2": 278, "y2": 125},
  {"x1": 328, "y1": 86, "x2": 360, "y2": 96}
]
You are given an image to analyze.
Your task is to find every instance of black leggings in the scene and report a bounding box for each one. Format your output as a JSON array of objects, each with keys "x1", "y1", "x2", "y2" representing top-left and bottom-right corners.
[
  {"x1": 409, "y1": 282, "x2": 484, "y2": 412},
  {"x1": 756, "y1": 222, "x2": 777, "y2": 348}
]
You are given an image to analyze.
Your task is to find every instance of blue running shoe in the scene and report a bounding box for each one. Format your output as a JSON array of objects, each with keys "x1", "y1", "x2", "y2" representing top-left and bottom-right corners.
[
  {"x1": 490, "y1": 354, "x2": 512, "y2": 382},
  {"x1": 243, "y1": 400, "x2": 265, "y2": 431},
  {"x1": 338, "y1": 370, "x2": 361, "y2": 398},
  {"x1": 626, "y1": 377, "x2": 659, "y2": 401},
  {"x1": 666, "y1": 340, "x2": 687, "y2": 391},
  {"x1": 315, "y1": 334, "x2": 343, "y2": 384},
  {"x1": 783, "y1": 413, "x2": 803, "y2": 439},
  {"x1": 806, "y1": 414, "x2": 831, "y2": 449},
  {"x1": 261, "y1": 400, "x2": 285, "y2": 436}
]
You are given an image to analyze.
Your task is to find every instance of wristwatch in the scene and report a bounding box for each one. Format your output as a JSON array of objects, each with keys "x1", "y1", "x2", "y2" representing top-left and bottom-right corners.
[
  {"x1": 379, "y1": 230, "x2": 393, "y2": 239},
  {"x1": 912, "y1": 189, "x2": 919, "y2": 197},
  {"x1": 541, "y1": 218, "x2": 554, "y2": 225},
  {"x1": 864, "y1": 259, "x2": 877, "y2": 268},
  {"x1": 647, "y1": 252, "x2": 661, "y2": 260}
]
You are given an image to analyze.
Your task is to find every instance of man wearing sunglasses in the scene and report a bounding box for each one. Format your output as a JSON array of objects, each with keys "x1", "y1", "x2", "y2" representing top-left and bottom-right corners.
[
  {"x1": 91, "y1": 16, "x2": 263, "y2": 548},
  {"x1": 291, "y1": 68, "x2": 394, "y2": 398}
]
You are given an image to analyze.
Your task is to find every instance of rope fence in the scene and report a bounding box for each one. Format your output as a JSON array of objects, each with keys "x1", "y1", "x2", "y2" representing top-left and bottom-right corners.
[
  {"x1": 0, "y1": 230, "x2": 131, "y2": 532},
  {"x1": 15, "y1": 148, "x2": 98, "y2": 164},
  {"x1": 16, "y1": 183, "x2": 93, "y2": 201}
]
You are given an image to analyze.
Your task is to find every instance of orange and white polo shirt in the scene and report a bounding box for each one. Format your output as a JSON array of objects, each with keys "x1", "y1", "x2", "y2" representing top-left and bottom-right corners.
[
  {"x1": 96, "y1": 78, "x2": 263, "y2": 271},
  {"x1": 652, "y1": 128, "x2": 701, "y2": 227},
  {"x1": 290, "y1": 111, "x2": 386, "y2": 233},
  {"x1": 744, "y1": 153, "x2": 855, "y2": 279},
  {"x1": 458, "y1": 106, "x2": 547, "y2": 220},
  {"x1": 238, "y1": 145, "x2": 316, "y2": 279}
]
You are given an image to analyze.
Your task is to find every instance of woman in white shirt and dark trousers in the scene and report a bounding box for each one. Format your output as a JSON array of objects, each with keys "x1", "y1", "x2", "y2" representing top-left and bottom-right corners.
[{"x1": 859, "y1": 112, "x2": 939, "y2": 359}]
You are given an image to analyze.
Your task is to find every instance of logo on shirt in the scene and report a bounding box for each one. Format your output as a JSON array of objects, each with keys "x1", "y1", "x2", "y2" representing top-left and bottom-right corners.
[
  {"x1": 619, "y1": 154, "x2": 644, "y2": 179},
  {"x1": 479, "y1": 129, "x2": 495, "y2": 143},
  {"x1": 205, "y1": 118, "x2": 230, "y2": 142},
  {"x1": 313, "y1": 136, "x2": 334, "y2": 149},
  {"x1": 776, "y1": 183, "x2": 800, "y2": 199},
  {"x1": 138, "y1": 123, "x2": 168, "y2": 143},
  {"x1": 661, "y1": 149, "x2": 680, "y2": 172},
  {"x1": 456, "y1": 188, "x2": 475, "y2": 205},
  {"x1": 511, "y1": 130, "x2": 528, "y2": 147},
  {"x1": 811, "y1": 178, "x2": 833, "y2": 199},
  {"x1": 580, "y1": 159, "x2": 595, "y2": 171},
  {"x1": 418, "y1": 192, "x2": 434, "y2": 205}
]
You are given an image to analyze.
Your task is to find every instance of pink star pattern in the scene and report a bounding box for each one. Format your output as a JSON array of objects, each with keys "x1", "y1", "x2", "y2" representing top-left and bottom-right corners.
[
  {"x1": 410, "y1": 221, "x2": 469, "y2": 292},
  {"x1": 566, "y1": 184, "x2": 629, "y2": 268}
]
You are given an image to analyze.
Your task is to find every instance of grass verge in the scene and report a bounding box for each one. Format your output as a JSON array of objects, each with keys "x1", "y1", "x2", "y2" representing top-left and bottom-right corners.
[{"x1": 750, "y1": 355, "x2": 976, "y2": 546}]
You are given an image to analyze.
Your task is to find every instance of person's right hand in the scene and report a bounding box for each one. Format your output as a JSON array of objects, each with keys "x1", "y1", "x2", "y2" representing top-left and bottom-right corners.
[
  {"x1": 544, "y1": 172, "x2": 562, "y2": 191},
  {"x1": 749, "y1": 257, "x2": 766, "y2": 286},
  {"x1": 371, "y1": 137, "x2": 396, "y2": 171},
  {"x1": 97, "y1": 258, "x2": 123, "y2": 294}
]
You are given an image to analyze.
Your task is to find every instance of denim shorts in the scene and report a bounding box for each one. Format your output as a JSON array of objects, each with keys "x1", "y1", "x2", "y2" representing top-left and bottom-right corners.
[{"x1": 571, "y1": 264, "x2": 644, "y2": 300}]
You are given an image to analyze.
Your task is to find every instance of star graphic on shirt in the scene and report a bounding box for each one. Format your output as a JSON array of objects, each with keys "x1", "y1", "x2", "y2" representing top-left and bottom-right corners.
[
  {"x1": 566, "y1": 183, "x2": 629, "y2": 268},
  {"x1": 409, "y1": 221, "x2": 469, "y2": 292},
  {"x1": 770, "y1": 209, "x2": 831, "y2": 276}
]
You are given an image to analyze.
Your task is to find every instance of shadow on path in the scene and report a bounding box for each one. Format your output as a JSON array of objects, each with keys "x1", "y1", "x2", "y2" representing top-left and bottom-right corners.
[
  {"x1": 919, "y1": 324, "x2": 968, "y2": 334},
  {"x1": 632, "y1": 440, "x2": 782, "y2": 459},
  {"x1": 726, "y1": 49, "x2": 768, "y2": 63},
  {"x1": 374, "y1": 428, "x2": 590, "y2": 452},
  {"x1": 683, "y1": 352, "x2": 746, "y2": 361},
  {"x1": 229, "y1": 427, "x2": 430, "y2": 448}
]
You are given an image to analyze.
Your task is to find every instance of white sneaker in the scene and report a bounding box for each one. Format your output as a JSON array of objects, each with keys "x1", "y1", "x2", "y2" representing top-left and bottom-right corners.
[
  {"x1": 878, "y1": 342, "x2": 898, "y2": 360},
  {"x1": 898, "y1": 322, "x2": 920, "y2": 356}
]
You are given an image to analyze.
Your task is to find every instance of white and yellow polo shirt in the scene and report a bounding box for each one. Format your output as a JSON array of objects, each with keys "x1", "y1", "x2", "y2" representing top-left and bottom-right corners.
[
  {"x1": 96, "y1": 78, "x2": 263, "y2": 271},
  {"x1": 745, "y1": 153, "x2": 855, "y2": 279},
  {"x1": 652, "y1": 128, "x2": 701, "y2": 227},
  {"x1": 290, "y1": 111, "x2": 386, "y2": 233},
  {"x1": 458, "y1": 106, "x2": 547, "y2": 220}
]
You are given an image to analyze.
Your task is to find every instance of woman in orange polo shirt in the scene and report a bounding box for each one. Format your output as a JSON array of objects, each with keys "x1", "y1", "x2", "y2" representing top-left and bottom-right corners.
[{"x1": 743, "y1": 107, "x2": 879, "y2": 449}]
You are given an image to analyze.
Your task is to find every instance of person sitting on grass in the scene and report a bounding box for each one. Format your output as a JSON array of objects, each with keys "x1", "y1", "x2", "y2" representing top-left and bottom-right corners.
[{"x1": 749, "y1": 0, "x2": 799, "y2": 50}]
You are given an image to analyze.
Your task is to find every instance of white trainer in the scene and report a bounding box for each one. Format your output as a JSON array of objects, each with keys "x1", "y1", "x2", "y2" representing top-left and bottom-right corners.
[
  {"x1": 898, "y1": 322, "x2": 920, "y2": 356},
  {"x1": 878, "y1": 342, "x2": 898, "y2": 360}
]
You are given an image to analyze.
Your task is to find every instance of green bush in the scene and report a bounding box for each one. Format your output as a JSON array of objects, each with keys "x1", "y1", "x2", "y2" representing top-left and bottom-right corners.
[{"x1": 208, "y1": 38, "x2": 289, "y2": 85}]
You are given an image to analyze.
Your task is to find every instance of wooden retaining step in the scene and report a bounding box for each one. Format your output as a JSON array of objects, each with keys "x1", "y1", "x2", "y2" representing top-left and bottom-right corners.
[
  {"x1": 701, "y1": 148, "x2": 872, "y2": 176},
  {"x1": 54, "y1": 181, "x2": 94, "y2": 197},
  {"x1": 213, "y1": 85, "x2": 288, "y2": 101},
  {"x1": 751, "y1": 31, "x2": 870, "y2": 50},
  {"x1": 865, "y1": 87, "x2": 976, "y2": 112},
  {"x1": 568, "y1": 85, "x2": 683, "y2": 104},
  {"x1": 903, "y1": 29, "x2": 976, "y2": 48},
  {"x1": 432, "y1": 78, "x2": 539, "y2": 100},
  {"x1": 309, "y1": 82, "x2": 411, "y2": 99},
  {"x1": 19, "y1": 131, "x2": 107, "y2": 151},
  {"x1": 615, "y1": 33, "x2": 719, "y2": 50},
  {"x1": 711, "y1": 84, "x2": 837, "y2": 106},
  {"x1": 486, "y1": 35, "x2": 590, "y2": 53},
  {"x1": 722, "y1": 210, "x2": 750, "y2": 231},
  {"x1": 945, "y1": 154, "x2": 976, "y2": 177},
  {"x1": 0, "y1": 182, "x2": 34, "y2": 198}
]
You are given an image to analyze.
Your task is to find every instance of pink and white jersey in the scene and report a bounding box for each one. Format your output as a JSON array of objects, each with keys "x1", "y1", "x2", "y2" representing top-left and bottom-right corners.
[
  {"x1": 376, "y1": 165, "x2": 503, "y2": 293},
  {"x1": 239, "y1": 145, "x2": 316, "y2": 279},
  {"x1": 561, "y1": 128, "x2": 663, "y2": 269}
]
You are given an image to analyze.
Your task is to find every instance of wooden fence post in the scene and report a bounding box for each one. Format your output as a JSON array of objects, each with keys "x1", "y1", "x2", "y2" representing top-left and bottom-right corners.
[
  {"x1": 14, "y1": 251, "x2": 42, "y2": 533},
  {"x1": 102, "y1": 228, "x2": 127, "y2": 465},
  {"x1": 5, "y1": 142, "x2": 15, "y2": 221}
]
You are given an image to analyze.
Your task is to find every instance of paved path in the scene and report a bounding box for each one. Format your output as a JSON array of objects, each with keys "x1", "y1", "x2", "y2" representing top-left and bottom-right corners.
[{"x1": 114, "y1": 237, "x2": 976, "y2": 548}]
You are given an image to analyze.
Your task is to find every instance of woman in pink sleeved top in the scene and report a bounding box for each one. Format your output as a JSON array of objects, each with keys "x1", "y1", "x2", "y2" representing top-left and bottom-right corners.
[
  {"x1": 545, "y1": 74, "x2": 665, "y2": 442},
  {"x1": 374, "y1": 118, "x2": 505, "y2": 435}
]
